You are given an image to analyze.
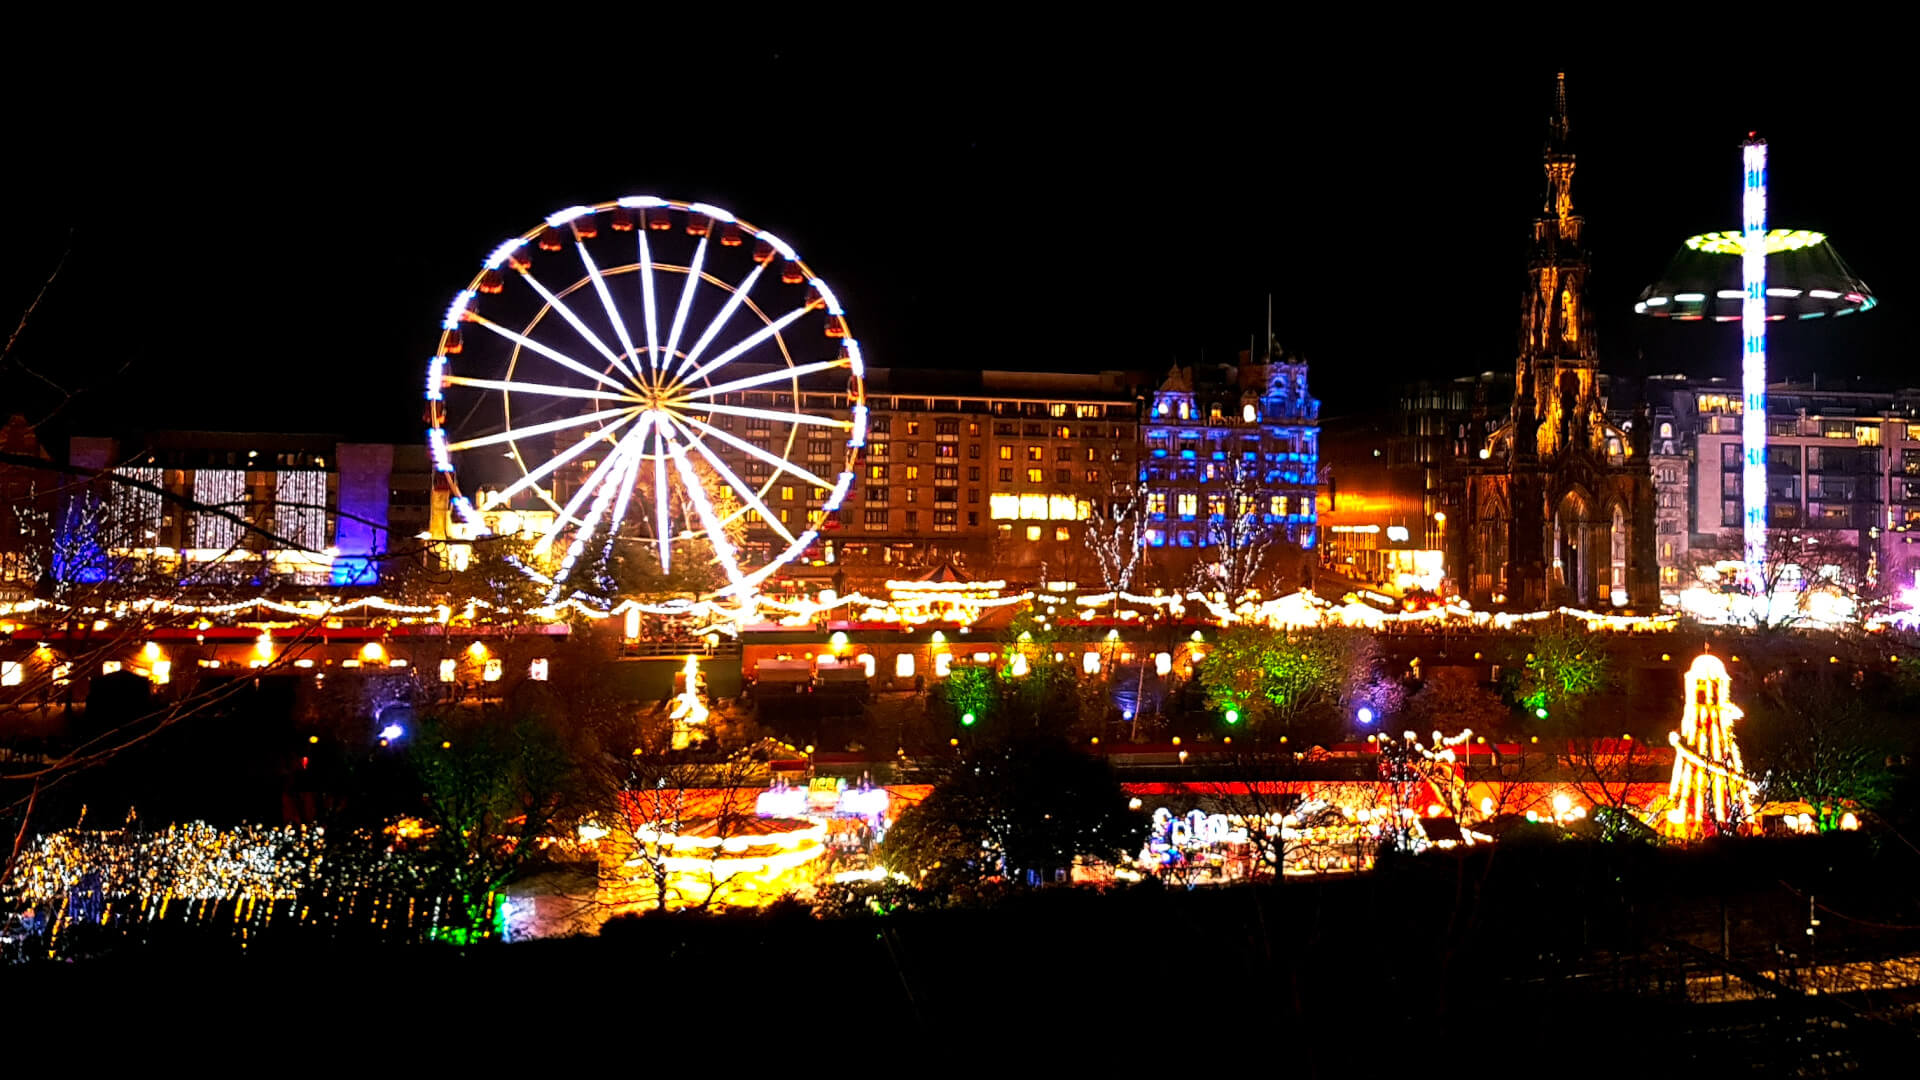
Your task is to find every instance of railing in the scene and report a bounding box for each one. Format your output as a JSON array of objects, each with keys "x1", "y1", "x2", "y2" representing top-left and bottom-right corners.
[{"x1": 621, "y1": 639, "x2": 741, "y2": 658}]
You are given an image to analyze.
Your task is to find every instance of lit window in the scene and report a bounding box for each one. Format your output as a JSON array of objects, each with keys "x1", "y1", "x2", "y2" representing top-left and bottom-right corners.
[
  {"x1": 1177, "y1": 493, "x2": 1198, "y2": 518},
  {"x1": 780, "y1": 486, "x2": 795, "y2": 501},
  {"x1": 483, "y1": 659, "x2": 503, "y2": 682},
  {"x1": 150, "y1": 661, "x2": 171, "y2": 685},
  {"x1": 1027, "y1": 446, "x2": 1043, "y2": 461},
  {"x1": 990, "y1": 493, "x2": 1020, "y2": 520},
  {"x1": 1027, "y1": 468, "x2": 1044, "y2": 483},
  {"x1": 1019, "y1": 493, "x2": 1048, "y2": 519},
  {"x1": 999, "y1": 446, "x2": 1012, "y2": 460},
  {"x1": 439, "y1": 658, "x2": 456, "y2": 682},
  {"x1": 101, "y1": 661, "x2": 122, "y2": 675},
  {"x1": 895, "y1": 653, "x2": 915, "y2": 678},
  {"x1": 2, "y1": 661, "x2": 22, "y2": 687},
  {"x1": 1243, "y1": 403, "x2": 1257, "y2": 422},
  {"x1": 904, "y1": 466, "x2": 919, "y2": 481},
  {"x1": 1055, "y1": 526, "x2": 1070, "y2": 541},
  {"x1": 1178, "y1": 401, "x2": 1189, "y2": 420},
  {"x1": 1148, "y1": 493, "x2": 1167, "y2": 515},
  {"x1": 1049, "y1": 494, "x2": 1077, "y2": 520},
  {"x1": 529, "y1": 658, "x2": 549, "y2": 681},
  {"x1": 1026, "y1": 525, "x2": 1043, "y2": 541},
  {"x1": 934, "y1": 653, "x2": 953, "y2": 677}
]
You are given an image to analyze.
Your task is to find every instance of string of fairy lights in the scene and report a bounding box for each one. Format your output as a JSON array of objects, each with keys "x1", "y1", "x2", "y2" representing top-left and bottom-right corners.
[
  {"x1": 1, "y1": 821, "x2": 503, "y2": 951},
  {"x1": 0, "y1": 586, "x2": 1687, "y2": 637}
]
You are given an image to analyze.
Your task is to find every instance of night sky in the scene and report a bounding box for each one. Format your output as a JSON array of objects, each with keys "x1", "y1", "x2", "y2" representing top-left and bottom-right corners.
[{"x1": 0, "y1": 38, "x2": 1903, "y2": 449}]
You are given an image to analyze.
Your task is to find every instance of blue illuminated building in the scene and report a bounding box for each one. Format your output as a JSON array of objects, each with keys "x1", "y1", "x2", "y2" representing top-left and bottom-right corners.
[{"x1": 1141, "y1": 337, "x2": 1320, "y2": 551}]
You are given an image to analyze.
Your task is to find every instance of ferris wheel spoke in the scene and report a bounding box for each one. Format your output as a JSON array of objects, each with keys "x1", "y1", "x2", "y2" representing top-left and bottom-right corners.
[
  {"x1": 660, "y1": 412, "x2": 796, "y2": 545},
  {"x1": 546, "y1": 438, "x2": 641, "y2": 600},
  {"x1": 690, "y1": 401, "x2": 853, "y2": 430},
  {"x1": 478, "y1": 410, "x2": 638, "y2": 511},
  {"x1": 675, "y1": 358, "x2": 850, "y2": 403},
  {"x1": 672, "y1": 413, "x2": 835, "y2": 490},
  {"x1": 678, "y1": 303, "x2": 818, "y2": 388},
  {"x1": 652, "y1": 420, "x2": 673, "y2": 573},
  {"x1": 601, "y1": 447, "x2": 643, "y2": 561},
  {"x1": 446, "y1": 404, "x2": 639, "y2": 453},
  {"x1": 442, "y1": 375, "x2": 639, "y2": 405},
  {"x1": 533, "y1": 413, "x2": 654, "y2": 555},
  {"x1": 573, "y1": 242, "x2": 645, "y2": 385},
  {"x1": 660, "y1": 425, "x2": 746, "y2": 589},
  {"x1": 638, "y1": 228, "x2": 662, "y2": 375},
  {"x1": 670, "y1": 261, "x2": 765, "y2": 384},
  {"x1": 659, "y1": 236, "x2": 707, "y2": 378},
  {"x1": 466, "y1": 314, "x2": 632, "y2": 394},
  {"x1": 516, "y1": 265, "x2": 634, "y2": 385}
]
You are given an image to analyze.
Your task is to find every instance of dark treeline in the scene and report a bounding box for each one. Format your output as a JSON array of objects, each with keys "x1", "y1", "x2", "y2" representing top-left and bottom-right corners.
[{"x1": 10, "y1": 834, "x2": 1919, "y2": 1067}]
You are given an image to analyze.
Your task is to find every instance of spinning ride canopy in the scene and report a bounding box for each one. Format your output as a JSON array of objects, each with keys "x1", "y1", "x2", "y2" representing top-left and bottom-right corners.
[{"x1": 1634, "y1": 230, "x2": 1876, "y2": 322}]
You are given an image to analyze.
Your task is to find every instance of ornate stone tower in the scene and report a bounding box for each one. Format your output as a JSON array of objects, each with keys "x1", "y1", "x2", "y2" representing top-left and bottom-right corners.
[{"x1": 1453, "y1": 74, "x2": 1659, "y2": 610}]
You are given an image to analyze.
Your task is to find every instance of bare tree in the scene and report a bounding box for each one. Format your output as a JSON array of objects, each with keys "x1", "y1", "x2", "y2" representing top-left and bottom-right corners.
[
  {"x1": 1, "y1": 458, "x2": 427, "y2": 890},
  {"x1": 601, "y1": 753, "x2": 780, "y2": 913},
  {"x1": 1192, "y1": 459, "x2": 1281, "y2": 600},
  {"x1": 1561, "y1": 736, "x2": 1670, "y2": 824},
  {"x1": 1690, "y1": 529, "x2": 1881, "y2": 631}
]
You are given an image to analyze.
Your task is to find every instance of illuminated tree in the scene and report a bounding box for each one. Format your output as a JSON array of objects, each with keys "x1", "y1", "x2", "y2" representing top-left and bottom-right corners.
[
  {"x1": 1082, "y1": 479, "x2": 1148, "y2": 594},
  {"x1": 1198, "y1": 625, "x2": 1389, "y2": 744},
  {"x1": 1511, "y1": 623, "x2": 1613, "y2": 730}
]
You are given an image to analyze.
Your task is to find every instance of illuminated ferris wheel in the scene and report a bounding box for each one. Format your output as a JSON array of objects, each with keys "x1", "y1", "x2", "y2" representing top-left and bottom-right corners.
[{"x1": 425, "y1": 197, "x2": 867, "y2": 602}]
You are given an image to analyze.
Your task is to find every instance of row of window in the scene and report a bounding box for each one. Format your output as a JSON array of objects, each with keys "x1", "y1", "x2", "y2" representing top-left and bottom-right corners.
[
  {"x1": 867, "y1": 465, "x2": 1110, "y2": 485},
  {"x1": 1146, "y1": 493, "x2": 1302, "y2": 517}
]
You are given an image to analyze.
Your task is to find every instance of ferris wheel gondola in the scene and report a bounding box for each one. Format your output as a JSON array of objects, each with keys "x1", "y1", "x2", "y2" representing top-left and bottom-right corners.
[{"x1": 425, "y1": 197, "x2": 866, "y2": 603}]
